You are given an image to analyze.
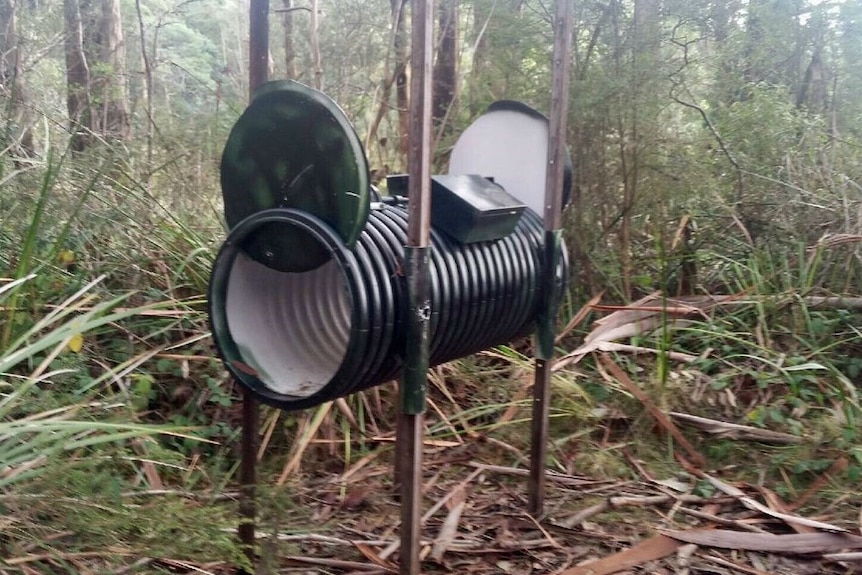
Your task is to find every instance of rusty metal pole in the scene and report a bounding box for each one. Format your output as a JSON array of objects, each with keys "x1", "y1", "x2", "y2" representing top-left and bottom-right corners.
[
  {"x1": 397, "y1": 1, "x2": 433, "y2": 574},
  {"x1": 528, "y1": 0, "x2": 574, "y2": 517},
  {"x1": 238, "y1": 0, "x2": 268, "y2": 571}
]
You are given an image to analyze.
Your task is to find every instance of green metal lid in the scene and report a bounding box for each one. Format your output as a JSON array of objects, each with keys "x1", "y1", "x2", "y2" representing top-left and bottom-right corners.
[{"x1": 220, "y1": 80, "x2": 371, "y2": 272}]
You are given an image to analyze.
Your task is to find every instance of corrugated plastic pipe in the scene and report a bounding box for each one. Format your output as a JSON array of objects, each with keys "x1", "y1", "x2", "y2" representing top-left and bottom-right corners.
[{"x1": 208, "y1": 203, "x2": 566, "y2": 411}]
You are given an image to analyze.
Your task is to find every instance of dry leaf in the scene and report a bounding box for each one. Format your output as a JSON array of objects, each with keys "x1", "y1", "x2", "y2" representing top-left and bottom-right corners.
[
  {"x1": 353, "y1": 542, "x2": 398, "y2": 571},
  {"x1": 341, "y1": 487, "x2": 370, "y2": 510},
  {"x1": 561, "y1": 535, "x2": 683, "y2": 575},
  {"x1": 430, "y1": 486, "x2": 466, "y2": 561},
  {"x1": 702, "y1": 473, "x2": 847, "y2": 533}
]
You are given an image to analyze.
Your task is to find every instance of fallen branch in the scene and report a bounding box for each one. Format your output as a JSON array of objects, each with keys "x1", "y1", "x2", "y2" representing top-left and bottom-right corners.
[
  {"x1": 669, "y1": 412, "x2": 803, "y2": 445},
  {"x1": 467, "y1": 462, "x2": 610, "y2": 488},
  {"x1": 663, "y1": 529, "x2": 862, "y2": 554}
]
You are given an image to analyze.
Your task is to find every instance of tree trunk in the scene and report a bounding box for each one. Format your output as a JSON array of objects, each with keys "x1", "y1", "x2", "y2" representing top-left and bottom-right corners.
[
  {"x1": 619, "y1": 0, "x2": 660, "y2": 299},
  {"x1": 468, "y1": 0, "x2": 493, "y2": 116},
  {"x1": 391, "y1": 0, "x2": 408, "y2": 164},
  {"x1": 0, "y1": 0, "x2": 33, "y2": 160},
  {"x1": 92, "y1": 0, "x2": 129, "y2": 140},
  {"x1": 63, "y1": 0, "x2": 91, "y2": 151},
  {"x1": 432, "y1": 0, "x2": 457, "y2": 128},
  {"x1": 310, "y1": 0, "x2": 321, "y2": 89},
  {"x1": 282, "y1": 0, "x2": 297, "y2": 78},
  {"x1": 134, "y1": 0, "x2": 153, "y2": 169}
]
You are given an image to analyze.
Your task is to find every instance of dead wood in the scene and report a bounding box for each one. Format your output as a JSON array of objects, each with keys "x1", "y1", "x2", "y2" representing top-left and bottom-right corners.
[
  {"x1": 663, "y1": 529, "x2": 862, "y2": 554},
  {"x1": 669, "y1": 412, "x2": 804, "y2": 445},
  {"x1": 559, "y1": 494, "x2": 707, "y2": 528}
]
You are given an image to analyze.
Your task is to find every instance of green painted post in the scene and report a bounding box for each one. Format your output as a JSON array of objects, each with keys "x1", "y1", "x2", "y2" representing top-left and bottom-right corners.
[{"x1": 402, "y1": 245, "x2": 431, "y2": 415}]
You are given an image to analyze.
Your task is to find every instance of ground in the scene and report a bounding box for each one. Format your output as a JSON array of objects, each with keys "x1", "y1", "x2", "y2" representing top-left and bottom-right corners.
[
  {"x1": 6, "y1": 394, "x2": 861, "y2": 575},
  {"x1": 203, "y1": 433, "x2": 860, "y2": 575}
]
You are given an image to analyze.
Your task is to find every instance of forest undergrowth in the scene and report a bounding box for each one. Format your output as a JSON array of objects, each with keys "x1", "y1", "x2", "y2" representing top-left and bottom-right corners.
[{"x1": 2, "y1": 150, "x2": 862, "y2": 575}]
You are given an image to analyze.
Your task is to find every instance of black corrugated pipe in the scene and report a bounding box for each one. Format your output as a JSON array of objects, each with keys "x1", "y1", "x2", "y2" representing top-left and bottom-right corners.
[
  {"x1": 209, "y1": 80, "x2": 572, "y2": 411},
  {"x1": 208, "y1": 203, "x2": 566, "y2": 411}
]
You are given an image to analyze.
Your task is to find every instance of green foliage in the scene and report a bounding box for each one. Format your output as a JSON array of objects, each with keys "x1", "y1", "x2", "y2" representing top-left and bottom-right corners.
[
  {"x1": 0, "y1": 157, "x2": 213, "y2": 489},
  {"x1": 0, "y1": 148, "x2": 246, "y2": 569}
]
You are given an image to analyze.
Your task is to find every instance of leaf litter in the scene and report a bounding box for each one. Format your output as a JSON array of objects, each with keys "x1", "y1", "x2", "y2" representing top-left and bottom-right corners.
[{"x1": 221, "y1": 442, "x2": 860, "y2": 575}]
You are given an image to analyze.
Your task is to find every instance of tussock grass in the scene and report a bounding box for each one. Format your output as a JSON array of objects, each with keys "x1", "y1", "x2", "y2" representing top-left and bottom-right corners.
[
  {"x1": 0, "y1": 150, "x2": 249, "y2": 570},
  {"x1": 551, "y1": 243, "x2": 862, "y2": 506}
]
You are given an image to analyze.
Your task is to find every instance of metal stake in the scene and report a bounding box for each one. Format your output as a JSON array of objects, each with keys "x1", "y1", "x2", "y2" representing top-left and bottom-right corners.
[
  {"x1": 398, "y1": 1, "x2": 433, "y2": 574},
  {"x1": 237, "y1": 395, "x2": 258, "y2": 573},
  {"x1": 238, "y1": 0, "x2": 269, "y2": 571},
  {"x1": 528, "y1": 0, "x2": 575, "y2": 517}
]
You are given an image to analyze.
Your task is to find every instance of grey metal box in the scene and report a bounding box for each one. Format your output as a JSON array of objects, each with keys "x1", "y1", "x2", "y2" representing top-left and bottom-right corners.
[{"x1": 387, "y1": 174, "x2": 526, "y2": 244}]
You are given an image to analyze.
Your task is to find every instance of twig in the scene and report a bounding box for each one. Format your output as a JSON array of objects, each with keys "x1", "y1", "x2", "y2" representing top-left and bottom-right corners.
[
  {"x1": 423, "y1": 467, "x2": 482, "y2": 524},
  {"x1": 702, "y1": 553, "x2": 778, "y2": 575},
  {"x1": 284, "y1": 555, "x2": 397, "y2": 572},
  {"x1": 669, "y1": 412, "x2": 803, "y2": 445},
  {"x1": 824, "y1": 551, "x2": 862, "y2": 562},
  {"x1": 559, "y1": 494, "x2": 706, "y2": 528},
  {"x1": 468, "y1": 462, "x2": 605, "y2": 487},
  {"x1": 522, "y1": 512, "x2": 562, "y2": 549},
  {"x1": 677, "y1": 506, "x2": 771, "y2": 534}
]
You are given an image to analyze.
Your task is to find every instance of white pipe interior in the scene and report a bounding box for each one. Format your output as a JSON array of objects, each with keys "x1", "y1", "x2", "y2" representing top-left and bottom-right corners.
[{"x1": 225, "y1": 252, "x2": 351, "y2": 397}]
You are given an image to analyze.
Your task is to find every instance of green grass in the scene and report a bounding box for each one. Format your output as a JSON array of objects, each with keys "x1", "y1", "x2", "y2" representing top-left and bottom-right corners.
[{"x1": 0, "y1": 151, "x2": 248, "y2": 570}]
